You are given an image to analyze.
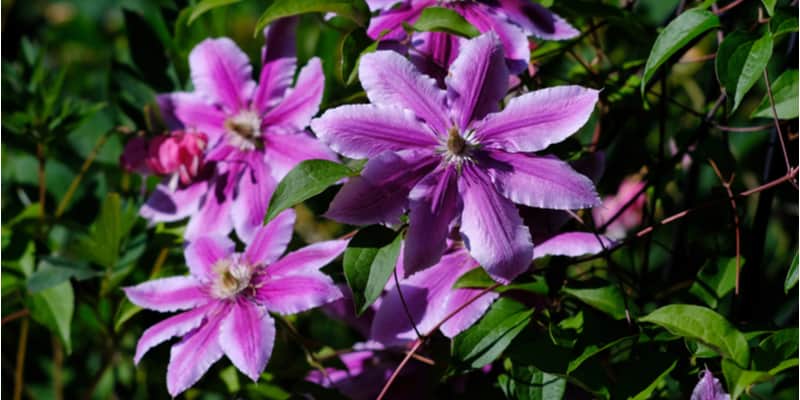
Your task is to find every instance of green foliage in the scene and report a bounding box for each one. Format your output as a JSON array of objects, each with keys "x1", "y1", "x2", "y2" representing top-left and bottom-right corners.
[
  {"x1": 411, "y1": 7, "x2": 480, "y2": 38},
  {"x1": 751, "y1": 69, "x2": 799, "y2": 119},
  {"x1": 342, "y1": 225, "x2": 402, "y2": 314},
  {"x1": 255, "y1": 0, "x2": 369, "y2": 34},
  {"x1": 716, "y1": 30, "x2": 774, "y2": 113},
  {"x1": 264, "y1": 159, "x2": 356, "y2": 223}
]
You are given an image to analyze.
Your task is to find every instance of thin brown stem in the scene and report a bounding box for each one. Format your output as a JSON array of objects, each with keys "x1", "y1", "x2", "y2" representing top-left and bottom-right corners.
[
  {"x1": 713, "y1": 123, "x2": 773, "y2": 132},
  {"x1": 13, "y1": 318, "x2": 29, "y2": 400},
  {"x1": 2, "y1": 308, "x2": 30, "y2": 324},
  {"x1": 708, "y1": 159, "x2": 742, "y2": 294},
  {"x1": 394, "y1": 268, "x2": 423, "y2": 339},
  {"x1": 714, "y1": 0, "x2": 747, "y2": 15},
  {"x1": 763, "y1": 69, "x2": 794, "y2": 181},
  {"x1": 55, "y1": 133, "x2": 109, "y2": 218}
]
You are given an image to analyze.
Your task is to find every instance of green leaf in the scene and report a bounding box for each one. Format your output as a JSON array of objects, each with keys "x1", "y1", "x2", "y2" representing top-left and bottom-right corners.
[
  {"x1": 689, "y1": 257, "x2": 739, "y2": 308},
  {"x1": 770, "y1": 9, "x2": 798, "y2": 38},
  {"x1": 113, "y1": 299, "x2": 142, "y2": 333},
  {"x1": 452, "y1": 298, "x2": 534, "y2": 370},
  {"x1": 498, "y1": 363, "x2": 566, "y2": 400},
  {"x1": 722, "y1": 359, "x2": 773, "y2": 400},
  {"x1": 188, "y1": 0, "x2": 242, "y2": 24},
  {"x1": 27, "y1": 257, "x2": 101, "y2": 293},
  {"x1": 343, "y1": 225, "x2": 402, "y2": 314},
  {"x1": 629, "y1": 360, "x2": 677, "y2": 400},
  {"x1": 27, "y1": 281, "x2": 74, "y2": 354},
  {"x1": 264, "y1": 160, "x2": 354, "y2": 223},
  {"x1": 785, "y1": 252, "x2": 799, "y2": 293},
  {"x1": 640, "y1": 305, "x2": 750, "y2": 368},
  {"x1": 454, "y1": 267, "x2": 549, "y2": 294},
  {"x1": 753, "y1": 328, "x2": 799, "y2": 370},
  {"x1": 716, "y1": 30, "x2": 773, "y2": 113},
  {"x1": 752, "y1": 69, "x2": 799, "y2": 120},
  {"x1": 74, "y1": 193, "x2": 138, "y2": 269},
  {"x1": 761, "y1": 0, "x2": 776, "y2": 16},
  {"x1": 411, "y1": 7, "x2": 480, "y2": 38},
  {"x1": 255, "y1": 0, "x2": 369, "y2": 35},
  {"x1": 567, "y1": 335, "x2": 636, "y2": 373},
  {"x1": 562, "y1": 285, "x2": 628, "y2": 320},
  {"x1": 641, "y1": 9, "x2": 720, "y2": 95}
]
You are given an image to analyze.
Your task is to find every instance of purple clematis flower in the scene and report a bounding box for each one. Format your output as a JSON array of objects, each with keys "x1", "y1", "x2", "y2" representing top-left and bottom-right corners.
[
  {"x1": 371, "y1": 230, "x2": 612, "y2": 346},
  {"x1": 140, "y1": 18, "x2": 337, "y2": 242},
  {"x1": 312, "y1": 33, "x2": 600, "y2": 284},
  {"x1": 366, "y1": 0, "x2": 579, "y2": 73},
  {"x1": 124, "y1": 210, "x2": 347, "y2": 396},
  {"x1": 691, "y1": 368, "x2": 730, "y2": 400}
]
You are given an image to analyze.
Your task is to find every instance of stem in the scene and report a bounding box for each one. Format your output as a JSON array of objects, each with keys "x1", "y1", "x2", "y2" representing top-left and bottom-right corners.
[
  {"x1": 55, "y1": 134, "x2": 108, "y2": 218},
  {"x1": 2, "y1": 308, "x2": 30, "y2": 324},
  {"x1": 763, "y1": 69, "x2": 794, "y2": 181},
  {"x1": 53, "y1": 336, "x2": 64, "y2": 400},
  {"x1": 393, "y1": 268, "x2": 422, "y2": 339},
  {"x1": 13, "y1": 318, "x2": 29, "y2": 400},
  {"x1": 37, "y1": 142, "x2": 46, "y2": 224}
]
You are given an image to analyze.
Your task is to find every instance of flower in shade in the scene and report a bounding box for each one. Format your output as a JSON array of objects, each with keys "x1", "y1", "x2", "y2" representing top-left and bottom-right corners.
[
  {"x1": 691, "y1": 368, "x2": 730, "y2": 400},
  {"x1": 124, "y1": 210, "x2": 347, "y2": 396},
  {"x1": 312, "y1": 33, "x2": 600, "y2": 284},
  {"x1": 371, "y1": 230, "x2": 612, "y2": 346},
  {"x1": 592, "y1": 174, "x2": 646, "y2": 240},
  {"x1": 366, "y1": 0, "x2": 579, "y2": 73},
  {"x1": 139, "y1": 18, "x2": 337, "y2": 242}
]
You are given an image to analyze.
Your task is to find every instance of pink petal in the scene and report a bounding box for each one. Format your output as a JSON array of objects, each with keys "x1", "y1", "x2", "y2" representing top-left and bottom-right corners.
[
  {"x1": 262, "y1": 132, "x2": 338, "y2": 182},
  {"x1": 184, "y1": 236, "x2": 235, "y2": 279},
  {"x1": 184, "y1": 178, "x2": 234, "y2": 240},
  {"x1": 312, "y1": 104, "x2": 439, "y2": 159},
  {"x1": 253, "y1": 18, "x2": 298, "y2": 115},
  {"x1": 359, "y1": 50, "x2": 450, "y2": 134},
  {"x1": 457, "y1": 3, "x2": 531, "y2": 73},
  {"x1": 219, "y1": 300, "x2": 275, "y2": 381},
  {"x1": 168, "y1": 92, "x2": 228, "y2": 146},
  {"x1": 533, "y1": 231, "x2": 614, "y2": 259},
  {"x1": 166, "y1": 309, "x2": 226, "y2": 396},
  {"x1": 140, "y1": 180, "x2": 207, "y2": 223},
  {"x1": 262, "y1": 58, "x2": 324, "y2": 131},
  {"x1": 439, "y1": 287, "x2": 499, "y2": 338},
  {"x1": 243, "y1": 209, "x2": 295, "y2": 265},
  {"x1": 267, "y1": 239, "x2": 349, "y2": 278},
  {"x1": 488, "y1": 151, "x2": 600, "y2": 210},
  {"x1": 124, "y1": 276, "x2": 210, "y2": 312},
  {"x1": 458, "y1": 166, "x2": 533, "y2": 284},
  {"x1": 404, "y1": 166, "x2": 460, "y2": 275},
  {"x1": 497, "y1": 0, "x2": 580, "y2": 40},
  {"x1": 474, "y1": 86, "x2": 598, "y2": 153},
  {"x1": 255, "y1": 273, "x2": 343, "y2": 315},
  {"x1": 366, "y1": 2, "x2": 427, "y2": 40},
  {"x1": 446, "y1": 32, "x2": 509, "y2": 130},
  {"x1": 325, "y1": 150, "x2": 438, "y2": 225},
  {"x1": 232, "y1": 154, "x2": 277, "y2": 243},
  {"x1": 134, "y1": 305, "x2": 210, "y2": 364},
  {"x1": 188, "y1": 38, "x2": 255, "y2": 112}
]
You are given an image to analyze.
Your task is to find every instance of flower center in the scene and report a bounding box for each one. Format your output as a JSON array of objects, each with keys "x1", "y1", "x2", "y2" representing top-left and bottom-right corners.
[
  {"x1": 442, "y1": 126, "x2": 475, "y2": 165},
  {"x1": 224, "y1": 110, "x2": 262, "y2": 151},
  {"x1": 210, "y1": 258, "x2": 254, "y2": 299}
]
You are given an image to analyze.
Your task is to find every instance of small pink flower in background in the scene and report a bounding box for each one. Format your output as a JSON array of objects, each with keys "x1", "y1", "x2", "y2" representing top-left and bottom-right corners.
[
  {"x1": 691, "y1": 368, "x2": 730, "y2": 400},
  {"x1": 124, "y1": 210, "x2": 347, "y2": 396},
  {"x1": 313, "y1": 33, "x2": 599, "y2": 284},
  {"x1": 121, "y1": 131, "x2": 208, "y2": 186},
  {"x1": 592, "y1": 175, "x2": 646, "y2": 240},
  {"x1": 366, "y1": 0, "x2": 578, "y2": 73},
  {"x1": 138, "y1": 18, "x2": 337, "y2": 242}
]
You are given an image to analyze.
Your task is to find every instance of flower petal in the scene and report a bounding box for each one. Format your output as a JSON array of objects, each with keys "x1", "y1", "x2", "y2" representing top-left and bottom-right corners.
[
  {"x1": 312, "y1": 104, "x2": 439, "y2": 159},
  {"x1": 253, "y1": 18, "x2": 298, "y2": 115},
  {"x1": 533, "y1": 232, "x2": 614, "y2": 259},
  {"x1": 124, "y1": 276, "x2": 210, "y2": 312},
  {"x1": 498, "y1": 0, "x2": 580, "y2": 40},
  {"x1": 184, "y1": 177, "x2": 234, "y2": 240},
  {"x1": 169, "y1": 93, "x2": 228, "y2": 145},
  {"x1": 219, "y1": 300, "x2": 275, "y2": 381},
  {"x1": 325, "y1": 150, "x2": 437, "y2": 225},
  {"x1": 371, "y1": 249, "x2": 477, "y2": 346},
  {"x1": 166, "y1": 309, "x2": 226, "y2": 397},
  {"x1": 156, "y1": 94, "x2": 185, "y2": 130},
  {"x1": 262, "y1": 132, "x2": 338, "y2": 182},
  {"x1": 140, "y1": 180, "x2": 207, "y2": 223},
  {"x1": 458, "y1": 166, "x2": 533, "y2": 284},
  {"x1": 404, "y1": 166, "x2": 460, "y2": 275},
  {"x1": 243, "y1": 209, "x2": 296, "y2": 265},
  {"x1": 446, "y1": 32, "x2": 509, "y2": 130},
  {"x1": 359, "y1": 50, "x2": 450, "y2": 134},
  {"x1": 262, "y1": 58, "x2": 324, "y2": 131},
  {"x1": 474, "y1": 86, "x2": 598, "y2": 153},
  {"x1": 134, "y1": 305, "x2": 210, "y2": 364},
  {"x1": 267, "y1": 239, "x2": 349, "y2": 278},
  {"x1": 488, "y1": 151, "x2": 600, "y2": 210},
  {"x1": 189, "y1": 38, "x2": 255, "y2": 112},
  {"x1": 184, "y1": 236, "x2": 235, "y2": 279},
  {"x1": 255, "y1": 272, "x2": 343, "y2": 315},
  {"x1": 439, "y1": 287, "x2": 499, "y2": 338},
  {"x1": 366, "y1": 2, "x2": 427, "y2": 40},
  {"x1": 457, "y1": 3, "x2": 531, "y2": 73},
  {"x1": 232, "y1": 155, "x2": 277, "y2": 244}
]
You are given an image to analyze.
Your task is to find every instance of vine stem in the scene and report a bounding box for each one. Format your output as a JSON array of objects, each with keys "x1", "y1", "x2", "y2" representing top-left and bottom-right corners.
[
  {"x1": 55, "y1": 133, "x2": 108, "y2": 218},
  {"x1": 763, "y1": 69, "x2": 794, "y2": 184},
  {"x1": 13, "y1": 318, "x2": 29, "y2": 400},
  {"x1": 708, "y1": 159, "x2": 742, "y2": 294},
  {"x1": 376, "y1": 283, "x2": 501, "y2": 400}
]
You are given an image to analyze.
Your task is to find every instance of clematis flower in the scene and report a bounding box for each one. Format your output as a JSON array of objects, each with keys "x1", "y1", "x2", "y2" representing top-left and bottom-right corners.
[
  {"x1": 312, "y1": 33, "x2": 600, "y2": 284},
  {"x1": 691, "y1": 368, "x2": 730, "y2": 400},
  {"x1": 139, "y1": 18, "x2": 337, "y2": 241},
  {"x1": 371, "y1": 231, "x2": 612, "y2": 346},
  {"x1": 366, "y1": 0, "x2": 579, "y2": 73},
  {"x1": 592, "y1": 174, "x2": 646, "y2": 240},
  {"x1": 121, "y1": 131, "x2": 209, "y2": 187},
  {"x1": 124, "y1": 210, "x2": 347, "y2": 397}
]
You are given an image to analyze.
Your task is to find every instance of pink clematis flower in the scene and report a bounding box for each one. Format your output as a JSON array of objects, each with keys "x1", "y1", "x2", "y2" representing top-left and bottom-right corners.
[
  {"x1": 592, "y1": 174, "x2": 646, "y2": 240},
  {"x1": 312, "y1": 33, "x2": 600, "y2": 284},
  {"x1": 121, "y1": 131, "x2": 209, "y2": 187},
  {"x1": 139, "y1": 18, "x2": 337, "y2": 242},
  {"x1": 691, "y1": 368, "x2": 730, "y2": 400},
  {"x1": 124, "y1": 210, "x2": 347, "y2": 397},
  {"x1": 371, "y1": 230, "x2": 613, "y2": 346},
  {"x1": 366, "y1": 0, "x2": 578, "y2": 73}
]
